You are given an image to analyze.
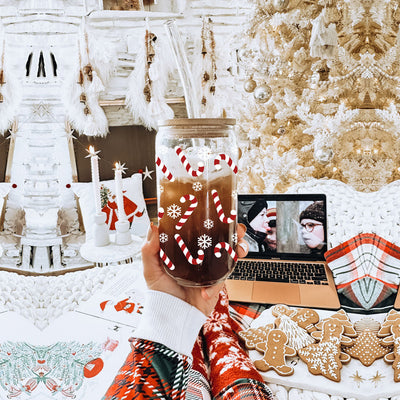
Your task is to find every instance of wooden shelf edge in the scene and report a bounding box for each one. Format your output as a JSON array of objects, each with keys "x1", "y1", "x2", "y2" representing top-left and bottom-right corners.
[{"x1": 99, "y1": 97, "x2": 185, "y2": 106}]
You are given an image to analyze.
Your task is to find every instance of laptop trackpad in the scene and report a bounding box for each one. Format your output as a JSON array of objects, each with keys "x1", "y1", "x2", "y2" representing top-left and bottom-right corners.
[
  {"x1": 252, "y1": 282, "x2": 301, "y2": 305},
  {"x1": 225, "y1": 280, "x2": 254, "y2": 302}
]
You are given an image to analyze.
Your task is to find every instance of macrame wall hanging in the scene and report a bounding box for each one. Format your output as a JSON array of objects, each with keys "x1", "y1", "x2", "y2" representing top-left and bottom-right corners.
[
  {"x1": 63, "y1": 19, "x2": 114, "y2": 137},
  {"x1": 125, "y1": 21, "x2": 174, "y2": 131},
  {"x1": 0, "y1": 30, "x2": 21, "y2": 135}
]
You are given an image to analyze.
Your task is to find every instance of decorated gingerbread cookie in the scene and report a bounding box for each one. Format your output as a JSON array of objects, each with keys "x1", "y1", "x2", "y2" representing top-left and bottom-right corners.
[
  {"x1": 272, "y1": 305, "x2": 319, "y2": 351},
  {"x1": 316, "y1": 309, "x2": 357, "y2": 337},
  {"x1": 291, "y1": 308, "x2": 319, "y2": 333},
  {"x1": 378, "y1": 309, "x2": 400, "y2": 337},
  {"x1": 238, "y1": 324, "x2": 274, "y2": 350},
  {"x1": 342, "y1": 318, "x2": 391, "y2": 367},
  {"x1": 271, "y1": 304, "x2": 292, "y2": 317},
  {"x1": 298, "y1": 317, "x2": 353, "y2": 382},
  {"x1": 254, "y1": 329, "x2": 296, "y2": 376},
  {"x1": 381, "y1": 322, "x2": 400, "y2": 381}
]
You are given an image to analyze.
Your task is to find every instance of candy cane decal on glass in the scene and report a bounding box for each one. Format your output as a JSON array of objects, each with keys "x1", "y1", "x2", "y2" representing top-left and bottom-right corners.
[
  {"x1": 175, "y1": 146, "x2": 205, "y2": 177},
  {"x1": 174, "y1": 234, "x2": 204, "y2": 265},
  {"x1": 156, "y1": 156, "x2": 175, "y2": 181},
  {"x1": 214, "y1": 242, "x2": 238, "y2": 262},
  {"x1": 175, "y1": 194, "x2": 198, "y2": 230},
  {"x1": 211, "y1": 189, "x2": 237, "y2": 223},
  {"x1": 159, "y1": 249, "x2": 176, "y2": 270},
  {"x1": 214, "y1": 153, "x2": 238, "y2": 174}
]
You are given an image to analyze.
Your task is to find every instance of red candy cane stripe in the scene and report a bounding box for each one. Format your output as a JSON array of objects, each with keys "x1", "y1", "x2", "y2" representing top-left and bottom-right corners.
[
  {"x1": 214, "y1": 153, "x2": 238, "y2": 174},
  {"x1": 159, "y1": 249, "x2": 175, "y2": 270},
  {"x1": 156, "y1": 156, "x2": 175, "y2": 181},
  {"x1": 214, "y1": 242, "x2": 238, "y2": 262},
  {"x1": 174, "y1": 234, "x2": 204, "y2": 265},
  {"x1": 175, "y1": 194, "x2": 198, "y2": 230},
  {"x1": 175, "y1": 147, "x2": 205, "y2": 177},
  {"x1": 211, "y1": 189, "x2": 237, "y2": 224},
  {"x1": 158, "y1": 207, "x2": 164, "y2": 219}
]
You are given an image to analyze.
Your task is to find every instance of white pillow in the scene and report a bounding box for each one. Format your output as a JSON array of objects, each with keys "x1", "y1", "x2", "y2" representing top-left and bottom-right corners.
[{"x1": 72, "y1": 173, "x2": 150, "y2": 239}]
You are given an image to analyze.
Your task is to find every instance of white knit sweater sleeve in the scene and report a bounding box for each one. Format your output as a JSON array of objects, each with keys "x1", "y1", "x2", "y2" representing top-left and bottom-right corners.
[{"x1": 133, "y1": 290, "x2": 207, "y2": 358}]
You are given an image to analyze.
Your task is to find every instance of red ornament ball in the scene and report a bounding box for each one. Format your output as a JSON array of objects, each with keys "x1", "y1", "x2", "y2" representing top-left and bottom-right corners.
[
  {"x1": 66, "y1": 184, "x2": 71, "y2": 188},
  {"x1": 12, "y1": 184, "x2": 17, "y2": 188},
  {"x1": 138, "y1": 169, "x2": 143, "y2": 174}
]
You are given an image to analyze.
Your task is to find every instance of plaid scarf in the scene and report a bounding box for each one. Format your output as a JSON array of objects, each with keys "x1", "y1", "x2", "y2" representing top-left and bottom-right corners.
[{"x1": 325, "y1": 233, "x2": 400, "y2": 309}]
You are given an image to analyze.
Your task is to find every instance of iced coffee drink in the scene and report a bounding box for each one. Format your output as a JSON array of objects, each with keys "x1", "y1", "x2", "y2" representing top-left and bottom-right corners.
[{"x1": 156, "y1": 118, "x2": 238, "y2": 287}]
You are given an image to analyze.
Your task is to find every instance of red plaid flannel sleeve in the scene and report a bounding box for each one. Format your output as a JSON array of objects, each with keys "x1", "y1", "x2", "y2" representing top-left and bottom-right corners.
[
  {"x1": 215, "y1": 379, "x2": 275, "y2": 400},
  {"x1": 103, "y1": 338, "x2": 190, "y2": 400}
]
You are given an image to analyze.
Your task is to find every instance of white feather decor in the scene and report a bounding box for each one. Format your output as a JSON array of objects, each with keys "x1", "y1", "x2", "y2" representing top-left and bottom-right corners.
[
  {"x1": 125, "y1": 27, "x2": 174, "y2": 131},
  {"x1": 0, "y1": 34, "x2": 21, "y2": 135},
  {"x1": 63, "y1": 19, "x2": 110, "y2": 137},
  {"x1": 0, "y1": 62, "x2": 21, "y2": 135},
  {"x1": 310, "y1": 10, "x2": 338, "y2": 60}
]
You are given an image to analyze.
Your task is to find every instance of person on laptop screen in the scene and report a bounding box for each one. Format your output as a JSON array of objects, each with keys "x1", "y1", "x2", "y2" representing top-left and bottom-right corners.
[
  {"x1": 242, "y1": 199, "x2": 271, "y2": 253},
  {"x1": 264, "y1": 207, "x2": 277, "y2": 253},
  {"x1": 299, "y1": 201, "x2": 326, "y2": 254}
]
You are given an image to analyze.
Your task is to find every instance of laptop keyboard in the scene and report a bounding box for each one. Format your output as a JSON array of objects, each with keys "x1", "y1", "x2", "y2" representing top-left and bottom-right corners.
[{"x1": 230, "y1": 260, "x2": 329, "y2": 285}]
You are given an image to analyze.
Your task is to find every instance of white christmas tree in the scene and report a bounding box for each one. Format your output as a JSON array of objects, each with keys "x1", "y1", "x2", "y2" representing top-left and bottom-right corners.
[{"x1": 235, "y1": 0, "x2": 400, "y2": 193}]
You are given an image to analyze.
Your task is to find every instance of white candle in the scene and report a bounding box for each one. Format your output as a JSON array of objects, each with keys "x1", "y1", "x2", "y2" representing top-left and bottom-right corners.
[
  {"x1": 114, "y1": 162, "x2": 127, "y2": 222},
  {"x1": 87, "y1": 146, "x2": 102, "y2": 215}
]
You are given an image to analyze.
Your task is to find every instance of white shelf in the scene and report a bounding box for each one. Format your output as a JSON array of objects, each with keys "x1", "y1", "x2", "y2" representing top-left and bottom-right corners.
[{"x1": 87, "y1": 10, "x2": 182, "y2": 21}]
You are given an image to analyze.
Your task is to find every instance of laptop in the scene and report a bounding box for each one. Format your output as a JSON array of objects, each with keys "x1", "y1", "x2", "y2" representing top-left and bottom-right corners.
[{"x1": 226, "y1": 193, "x2": 340, "y2": 309}]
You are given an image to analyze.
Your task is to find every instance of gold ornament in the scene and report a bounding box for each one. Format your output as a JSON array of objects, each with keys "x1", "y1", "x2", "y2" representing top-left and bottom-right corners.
[
  {"x1": 253, "y1": 84, "x2": 272, "y2": 103},
  {"x1": 314, "y1": 146, "x2": 334, "y2": 165},
  {"x1": 244, "y1": 78, "x2": 257, "y2": 93},
  {"x1": 273, "y1": 0, "x2": 289, "y2": 12},
  {"x1": 277, "y1": 126, "x2": 286, "y2": 135}
]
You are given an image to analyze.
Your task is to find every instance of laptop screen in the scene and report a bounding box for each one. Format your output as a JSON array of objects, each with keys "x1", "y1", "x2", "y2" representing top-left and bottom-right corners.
[{"x1": 238, "y1": 194, "x2": 327, "y2": 262}]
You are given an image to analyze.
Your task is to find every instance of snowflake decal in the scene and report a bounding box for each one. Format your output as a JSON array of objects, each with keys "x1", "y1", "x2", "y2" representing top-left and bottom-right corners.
[
  {"x1": 232, "y1": 233, "x2": 238, "y2": 245},
  {"x1": 159, "y1": 233, "x2": 168, "y2": 243},
  {"x1": 204, "y1": 219, "x2": 214, "y2": 229},
  {"x1": 198, "y1": 146, "x2": 213, "y2": 161},
  {"x1": 167, "y1": 204, "x2": 181, "y2": 219},
  {"x1": 198, "y1": 234, "x2": 212, "y2": 249},
  {"x1": 192, "y1": 181, "x2": 203, "y2": 192}
]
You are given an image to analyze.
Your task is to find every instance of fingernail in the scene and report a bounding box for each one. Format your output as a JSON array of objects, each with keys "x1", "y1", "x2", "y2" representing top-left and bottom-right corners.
[{"x1": 239, "y1": 242, "x2": 248, "y2": 251}]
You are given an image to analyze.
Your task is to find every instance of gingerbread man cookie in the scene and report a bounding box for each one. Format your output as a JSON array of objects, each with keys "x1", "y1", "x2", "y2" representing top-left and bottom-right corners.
[
  {"x1": 291, "y1": 308, "x2": 319, "y2": 333},
  {"x1": 254, "y1": 329, "x2": 296, "y2": 376}
]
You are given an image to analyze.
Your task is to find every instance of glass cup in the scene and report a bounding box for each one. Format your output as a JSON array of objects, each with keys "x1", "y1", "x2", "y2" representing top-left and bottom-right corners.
[{"x1": 156, "y1": 118, "x2": 238, "y2": 286}]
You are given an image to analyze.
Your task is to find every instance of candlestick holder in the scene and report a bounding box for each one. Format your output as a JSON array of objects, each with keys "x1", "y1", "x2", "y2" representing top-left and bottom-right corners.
[
  {"x1": 115, "y1": 219, "x2": 132, "y2": 245},
  {"x1": 93, "y1": 212, "x2": 110, "y2": 247}
]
